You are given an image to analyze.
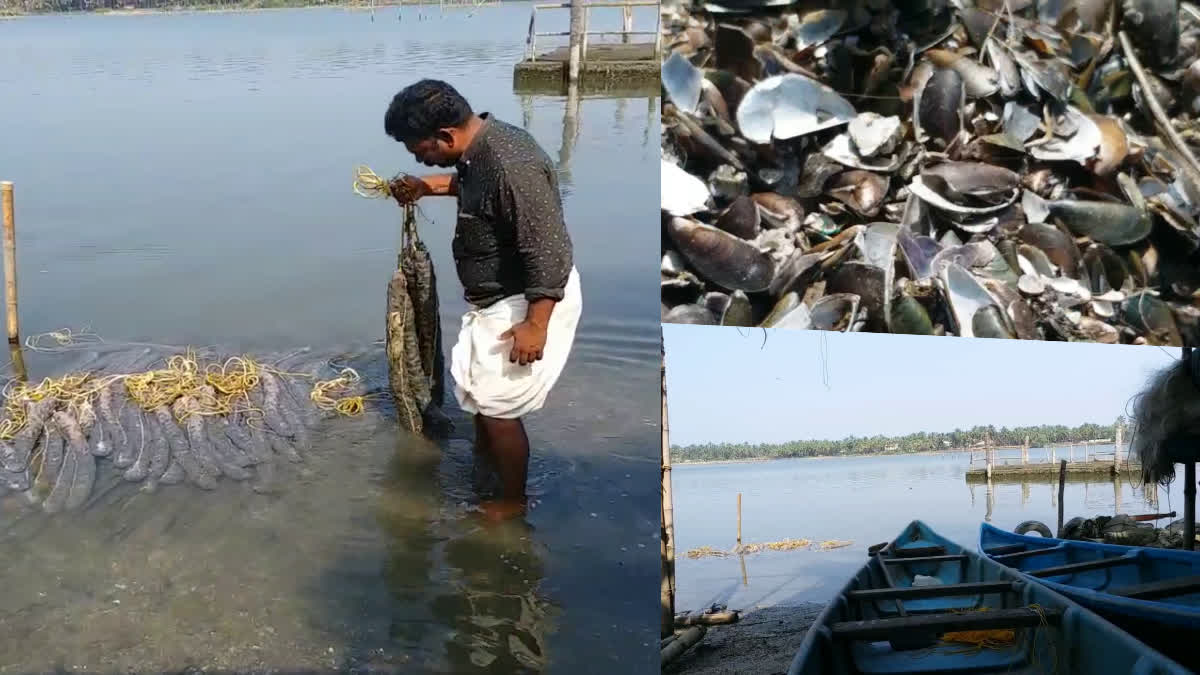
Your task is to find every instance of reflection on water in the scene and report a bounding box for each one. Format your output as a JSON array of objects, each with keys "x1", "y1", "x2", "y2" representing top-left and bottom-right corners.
[
  {"x1": 673, "y1": 451, "x2": 1188, "y2": 613},
  {"x1": 0, "y1": 5, "x2": 659, "y2": 672}
]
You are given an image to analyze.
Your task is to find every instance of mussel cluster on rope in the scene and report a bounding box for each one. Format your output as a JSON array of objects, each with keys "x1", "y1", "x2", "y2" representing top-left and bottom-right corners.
[
  {"x1": 0, "y1": 339, "x2": 373, "y2": 513},
  {"x1": 661, "y1": 0, "x2": 1200, "y2": 344},
  {"x1": 354, "y1": 166, "x2": 448, "y2": 434}
]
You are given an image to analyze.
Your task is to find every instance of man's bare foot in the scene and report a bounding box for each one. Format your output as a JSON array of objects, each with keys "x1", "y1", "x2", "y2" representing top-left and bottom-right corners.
[{"x1": 479, "y1": 498, "x2": 527, "y2": 522}]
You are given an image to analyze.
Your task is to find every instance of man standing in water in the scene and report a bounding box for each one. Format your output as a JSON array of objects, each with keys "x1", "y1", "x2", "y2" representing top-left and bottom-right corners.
[{"x1": 383, "y1": 79, "x2": 582, "y2": 520}]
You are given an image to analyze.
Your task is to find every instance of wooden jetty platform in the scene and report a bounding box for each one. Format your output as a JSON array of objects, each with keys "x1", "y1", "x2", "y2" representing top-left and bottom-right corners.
[
  {"x1": 966, "y1": 460, "x2": 1140, "y2": 481},
  {"x1": 963, "y1": 430, "x2": 1140, "y2": 481},
  {"x1": 513, "y1": 0, "x2": 661, "y2": 91}
]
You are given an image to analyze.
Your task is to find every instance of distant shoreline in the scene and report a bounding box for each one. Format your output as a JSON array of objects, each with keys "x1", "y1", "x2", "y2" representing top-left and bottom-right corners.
[
  {"x1": 0, "y1": 0, "x2": 467, "y2": 17},
  {"x1": 673, "y1": 440, "x2": 1122, "y2": 466}
]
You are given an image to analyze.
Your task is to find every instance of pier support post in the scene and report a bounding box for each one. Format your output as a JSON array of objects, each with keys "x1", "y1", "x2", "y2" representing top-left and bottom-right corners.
[
  {"x1": 567, "y1": 0, "x2": 585, "y2": 84},
  {"x1": 622, "y1": 3, "x2": 633, "y2": 43}
]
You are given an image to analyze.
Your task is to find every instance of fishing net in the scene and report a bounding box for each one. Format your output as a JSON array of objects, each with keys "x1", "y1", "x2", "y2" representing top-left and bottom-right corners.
[{"x1": 0, "y1": 338, "x2": 374, "y2": 512}]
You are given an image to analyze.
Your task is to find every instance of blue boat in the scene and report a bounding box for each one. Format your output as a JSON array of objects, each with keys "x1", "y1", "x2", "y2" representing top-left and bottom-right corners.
[
  {"x1": 788, "y1": 520, "x2": 1190, "y2": 674},
  {"x1": 980, "y1": 521, "x2": 1200, "y2": 671}
]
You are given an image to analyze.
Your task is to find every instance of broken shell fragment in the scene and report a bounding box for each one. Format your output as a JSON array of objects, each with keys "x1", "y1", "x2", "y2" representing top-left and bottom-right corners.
[{"x1": 847, "y1": 113, "x2": 903, "y2": 158}]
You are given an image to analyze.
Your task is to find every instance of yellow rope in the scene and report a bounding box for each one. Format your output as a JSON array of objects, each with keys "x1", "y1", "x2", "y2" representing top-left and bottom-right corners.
[
  {"x1": 23, "y1": 327, "x2": 104, "y2": 352},
  {"x1": 353, "y1": 164, "x2": 425, "y2": 204},
  {"x1": 310, "y1": 367, "x2": 373, "y2": 417}
]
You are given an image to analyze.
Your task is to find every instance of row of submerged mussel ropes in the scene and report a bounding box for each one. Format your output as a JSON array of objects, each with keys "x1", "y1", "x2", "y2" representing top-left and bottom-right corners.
[{"x1": 0, "y1": 350, "x2": 369, "y2": 512}]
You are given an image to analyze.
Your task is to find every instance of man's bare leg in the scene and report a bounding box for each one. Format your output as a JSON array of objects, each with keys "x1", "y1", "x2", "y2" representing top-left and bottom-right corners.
[{"x1": 475, "y1": 414, "x2": 530, "y2": 521}]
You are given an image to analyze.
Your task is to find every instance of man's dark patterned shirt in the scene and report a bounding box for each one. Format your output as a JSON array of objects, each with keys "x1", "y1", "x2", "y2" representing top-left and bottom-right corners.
[{"x1": 453, "y1": 113, "x2": 574, "y2": 308}]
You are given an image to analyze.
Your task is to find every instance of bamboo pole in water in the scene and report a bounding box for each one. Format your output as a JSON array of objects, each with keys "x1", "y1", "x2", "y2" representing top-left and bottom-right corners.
[
  {"x1": 661, "y1": 331, "x2": 676, "y2": 638},
  {"x1": 0, "y1": 182, "x2": 19, "y2": 345}
]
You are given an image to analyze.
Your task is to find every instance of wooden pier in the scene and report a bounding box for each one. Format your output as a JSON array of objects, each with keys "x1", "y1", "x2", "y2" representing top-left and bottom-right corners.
[
  {"x1": 964, "y1": 430, "x2": 1139, "y2": 481},
  {"x1": 966, "y1": 460, "x2": 1140, "y2": 481},
  {"x1": 513, "y1": 0, "x2": 660, "y2": 91}
]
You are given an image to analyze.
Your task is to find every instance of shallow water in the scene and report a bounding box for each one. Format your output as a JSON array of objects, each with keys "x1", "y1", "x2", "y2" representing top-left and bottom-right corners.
[
  {"x1": 0, "y1": 6, "x2": 659, "y2": 673},
  {"x1": 673, "y1": 450, "x2": 1188, "y2": 614}
]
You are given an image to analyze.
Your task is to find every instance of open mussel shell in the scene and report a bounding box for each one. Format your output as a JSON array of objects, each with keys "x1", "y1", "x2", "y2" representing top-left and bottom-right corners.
[
  {"x1": 667, "y1": 217, "x2": 775, "y2": 293},
  {"x1": 971, "y1": 305, "x2": 1018, "y2": 339},
  {"x1": 664, "y1": 303, "x2": 718, "y2": 325},
  {"x1": 809, "y1": 293, "x2": 862, "y2": 332},
  {"x1": 984, "y1": 279, "x2": 1038, "y2": 339},
  {"x1": 897, "y1": 228, "x2": 943, "y2": 281},
  {"x1": 760, "y1": 291, "x2": 810, "y2": 329},
  {"x1": 1018, "y1": 222, "x2": 1081, "y2": 278},
  {"x1": 826, "y1": 171, "x2": 889, "y2": 217},
  {"x1": 716, "y1": 196, "x2": 761, "y2": 239},
  {"x1": 790, "y1": 9, "x2": 846, "y2": 51},
  {"x1": 827, "y1": 262, "x2": 885, "y2": 332},
  {"x1": 1047, "y1": 200, "x2": 1152, "y2": 247},
  {"x1": 724, "y1": 290, "x2": 754, "y2": 326},
  {"x1": 753, "y1": 192, "x2": 804, "y2": 231},
  {"x1": 941, "y1": 262, "x2": 1014, "y2": 339},
  {"x1": 1081, "y1": 244, "x2": 1129, "y2": 294},
  {"x1": 1123, "y1": 291, "x2": 1183, "y2": 346},
  {"x1": 768, "y1": 251, "x2": 823, "y2": 298},
  {"x1": 889, "y1": 291, "x2": 934, "y2": 335},
  {"x1": 916, "y1": 68, "x2": 964, "y2": 148},
  {"x1": 736, "y1": 73, "x2": 856, "y2": 144}
]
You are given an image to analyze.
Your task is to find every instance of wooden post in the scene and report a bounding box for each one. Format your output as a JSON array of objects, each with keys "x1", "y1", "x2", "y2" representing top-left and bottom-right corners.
[
  {"x1": 567, "y1": 0, "x2": 585, "y2": 84},
  {"x1": 736, "y1": 492, "x2": 742, "y2": 546},
  {"x1": 739, "y1": 552, "x2": 748, "y2": 586},
  {"x1": 985, "y1": 448, "x2": 992, "y2": 480},
  {"x1": 1, "y1": 181, "x2": 19, "y2": 345},
  {"x1": 621, "y1": 2, "x2": 632, "y2": 43},
  {"x1": 661, "y1": 331, "x2": 676, "y2": 637},
  {"x1": 1057, "y1": 459, "x2": 1067, "y2": 537},
  {"x1": 580, "y1": 6, "x2": 590, "y2": 63},
  {"x1": 1021, "y1": 436, "x2": 1028, "y2": 465}
]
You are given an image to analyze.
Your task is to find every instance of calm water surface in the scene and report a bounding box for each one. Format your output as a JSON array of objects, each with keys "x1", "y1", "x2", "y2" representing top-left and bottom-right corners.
[
  {"x1": 673, "y1": 448, "x2": 1188, "y2": 614},
  {"x1": 0, "y1": 6, "x2": 659, "y2": 673}
]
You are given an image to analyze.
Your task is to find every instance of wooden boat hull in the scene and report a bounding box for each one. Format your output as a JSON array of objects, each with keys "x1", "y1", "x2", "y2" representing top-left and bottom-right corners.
[
  {"x1": 980, "y1": 521, "x2": 1200, "y2": 671},
  {"x1": 788, "y1": 520, "x2": 1190, "y2": 674}
]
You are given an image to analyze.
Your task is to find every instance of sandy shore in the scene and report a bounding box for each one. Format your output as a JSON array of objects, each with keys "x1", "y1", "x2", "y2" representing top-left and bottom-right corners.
[{"x1": 665, "y1": 604, "x2": 824, "y2": 675}]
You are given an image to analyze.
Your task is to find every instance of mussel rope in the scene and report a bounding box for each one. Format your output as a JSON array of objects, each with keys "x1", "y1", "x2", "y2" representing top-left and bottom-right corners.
[{"x1": 353, "y1": 166, "x2": 425, "y2": 428}]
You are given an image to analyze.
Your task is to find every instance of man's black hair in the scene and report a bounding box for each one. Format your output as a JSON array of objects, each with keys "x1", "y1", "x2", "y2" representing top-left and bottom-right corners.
[{"x1": 384, "y1": 79, "x2": 474, "y2": 143}]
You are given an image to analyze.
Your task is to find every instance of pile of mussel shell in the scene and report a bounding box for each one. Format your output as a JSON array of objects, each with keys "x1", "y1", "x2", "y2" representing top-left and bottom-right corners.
[{"x1": 661, "y1": 0, "x2": 1200, "y2": 345}]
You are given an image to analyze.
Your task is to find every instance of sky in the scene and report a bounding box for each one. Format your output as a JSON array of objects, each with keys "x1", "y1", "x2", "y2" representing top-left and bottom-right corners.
[{"x1": 662, "y1": 326, "x2": 1182, "y2": 447}]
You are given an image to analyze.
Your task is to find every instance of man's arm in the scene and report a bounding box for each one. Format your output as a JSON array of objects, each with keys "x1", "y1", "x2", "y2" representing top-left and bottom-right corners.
[
  {"x1": 390, "y1": 173, "x2": 458, "y2": 201},
  {"x1": 420, "y1": 173, "x2": 458, "y2": 197}
]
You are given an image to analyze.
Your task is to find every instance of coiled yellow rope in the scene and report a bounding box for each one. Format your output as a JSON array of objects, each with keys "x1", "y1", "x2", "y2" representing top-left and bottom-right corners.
[{"x1": 310, "y1": 367, "x2": 370, "y2": 417}]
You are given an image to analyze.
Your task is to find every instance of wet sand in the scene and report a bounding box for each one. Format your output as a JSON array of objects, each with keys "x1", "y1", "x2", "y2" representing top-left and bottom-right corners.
[{"x1": 664, "y1": 604, "x2": 824, "y2": 675}]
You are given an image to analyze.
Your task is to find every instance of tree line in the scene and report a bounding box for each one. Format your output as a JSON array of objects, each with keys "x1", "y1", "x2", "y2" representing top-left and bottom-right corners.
[
  {"x1": 1, "y1": 0, "x2": 393, "y2": 13},
  {"x1": 672, "y1": 418, "x2": 1127, "y2": 463}
]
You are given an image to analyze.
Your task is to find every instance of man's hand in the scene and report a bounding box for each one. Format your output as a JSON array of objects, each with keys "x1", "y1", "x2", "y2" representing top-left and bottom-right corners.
[
  {"x1": 388, "y1": 175, "x2": 431, "y2": 205},
  {"x1": 500, "y1": 320, "x2": 547, "y2": 366}
]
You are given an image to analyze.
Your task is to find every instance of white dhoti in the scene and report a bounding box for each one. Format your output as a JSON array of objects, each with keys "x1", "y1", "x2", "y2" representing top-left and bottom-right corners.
[{"x1": 450, "y1": 267, "x2": 582, "y2": 419}]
